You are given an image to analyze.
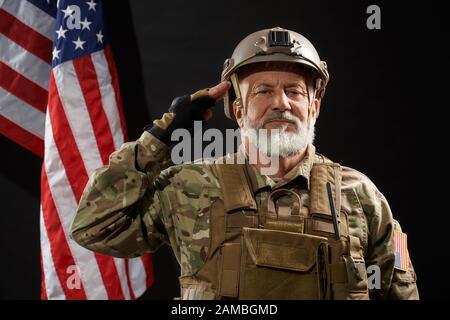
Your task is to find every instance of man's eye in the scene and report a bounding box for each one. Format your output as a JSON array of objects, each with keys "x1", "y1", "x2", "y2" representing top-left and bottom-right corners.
[{"x1": 287, "y1": 90, "x2": 305, "y2": 98}]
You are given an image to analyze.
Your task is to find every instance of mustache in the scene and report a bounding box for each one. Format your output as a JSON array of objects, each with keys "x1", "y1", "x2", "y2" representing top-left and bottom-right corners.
[{"x1": 259, "y1": 111, "x2": 300, "y2": 128}]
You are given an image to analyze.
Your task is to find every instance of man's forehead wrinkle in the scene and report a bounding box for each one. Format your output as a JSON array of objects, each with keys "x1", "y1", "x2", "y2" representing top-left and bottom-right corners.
[
  {"x1": 252, "y1": 79, "x2": 279, "y2": 90},
  {"x1": 251, "y1": 79, "x2": 306, "y2": 90}
]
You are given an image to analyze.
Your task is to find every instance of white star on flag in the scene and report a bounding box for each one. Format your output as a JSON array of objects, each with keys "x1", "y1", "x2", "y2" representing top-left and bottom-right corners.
[
  {"x1": 52, "y1": 47, "x2": 61, "y2": 60},
  {"x1": 72, "y1": 37, "x2": 86, "y2": 50},
  {"x1": 86, "y1": 0, "x2": 97, "y2": 11},
  {"x1": 81, "y1": 17, "x2": 92, "y2": 30},
  {"x1": 56, "y1": 25, "x2": 67, "y2": 39},
  {"x1": 96, "y1": 30, "x2": 104, "y2": 43},
  {"x1": 62, "y1": 5, "x2": 74, "y2": 18}
]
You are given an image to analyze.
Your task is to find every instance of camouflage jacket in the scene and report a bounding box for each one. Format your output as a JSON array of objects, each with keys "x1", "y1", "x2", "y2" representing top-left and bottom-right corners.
[{"x1": 70, "y1": 131, "x2": 419, "y2": 299}]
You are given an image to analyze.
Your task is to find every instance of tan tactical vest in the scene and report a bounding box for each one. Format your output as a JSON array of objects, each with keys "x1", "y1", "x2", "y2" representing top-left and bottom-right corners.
[{"x1": 179, "y1": 155, "x2": 370, "y2": 300}]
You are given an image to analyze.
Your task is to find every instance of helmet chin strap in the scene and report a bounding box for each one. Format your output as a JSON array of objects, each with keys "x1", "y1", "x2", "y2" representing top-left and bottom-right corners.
[
  {"x1": 307, "y1": 79, "x2": 323, "y2": 128},
  {"x1": 307, "y1": 86, "x2": 315, "y2": 126},
  {"x1": 230, "y1": 73, "x2": 245, "y2": 117}
]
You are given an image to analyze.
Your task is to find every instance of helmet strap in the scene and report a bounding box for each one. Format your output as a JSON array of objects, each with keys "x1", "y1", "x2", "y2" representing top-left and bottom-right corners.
[
  {"x1": 307, "y1": 88, "x2": 317, "y2": 125},
  {"x1": 230, "y1": 73, "x2": 245, "y2": 116}
]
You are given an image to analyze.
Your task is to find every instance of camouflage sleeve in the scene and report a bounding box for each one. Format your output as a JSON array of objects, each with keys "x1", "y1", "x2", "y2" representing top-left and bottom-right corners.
[
  {"x1": 69, "y1": 131, "x2": 175, "y2": 258},
  {"x1": 358, "y1": 182, "x2": 419, "y2": 300}
]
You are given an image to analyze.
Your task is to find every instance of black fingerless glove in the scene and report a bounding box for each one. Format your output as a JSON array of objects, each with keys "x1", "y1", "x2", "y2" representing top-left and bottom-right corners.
[{"x1": 145, "y1": 89, "x2": 216, "y2": 146}]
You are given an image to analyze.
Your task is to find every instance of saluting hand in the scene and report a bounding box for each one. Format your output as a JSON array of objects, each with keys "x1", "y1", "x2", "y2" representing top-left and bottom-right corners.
[{"x1": 146, "y1": 81, "x2": 231, "y2": 146}]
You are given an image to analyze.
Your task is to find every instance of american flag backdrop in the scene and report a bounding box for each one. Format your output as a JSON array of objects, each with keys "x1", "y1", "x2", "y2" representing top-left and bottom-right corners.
[{"x1": 1, "y1": 0, "x2": 154, "y2": 299}]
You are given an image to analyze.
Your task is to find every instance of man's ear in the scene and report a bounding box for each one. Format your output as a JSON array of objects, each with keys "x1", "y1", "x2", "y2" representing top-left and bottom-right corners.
[
  {"x1": 233, "y1": 99, "x2": 244, "y2": 128},
  {"x1": 310, "y1": 98, "x2": 321, "y2": 125}
]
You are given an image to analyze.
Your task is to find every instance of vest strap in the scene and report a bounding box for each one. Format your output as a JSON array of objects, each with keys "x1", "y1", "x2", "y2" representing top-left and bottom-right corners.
[{"x1": 310, "y1": 163, "x2": 342, "y2": 220}]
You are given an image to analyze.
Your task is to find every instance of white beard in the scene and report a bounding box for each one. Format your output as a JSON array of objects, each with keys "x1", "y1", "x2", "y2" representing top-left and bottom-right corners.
[{"x1": 243, "y1": 111, "x2": 315, "y2": 158}]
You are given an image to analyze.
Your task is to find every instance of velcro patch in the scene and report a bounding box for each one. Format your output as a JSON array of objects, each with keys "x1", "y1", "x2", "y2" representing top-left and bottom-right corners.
[{"x1": 394, "y1": 230, "x2": 409, "y2": 271}]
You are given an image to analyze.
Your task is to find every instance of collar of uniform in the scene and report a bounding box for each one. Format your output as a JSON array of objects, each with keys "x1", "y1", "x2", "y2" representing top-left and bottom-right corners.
[
  {"x1": 235, "y1": 145, "x2": 275, "y2": 193},
  {"x1": 272, "y1": 144, "x2": 316, "y2": 190},
  {"x1": 237, "y1": 144, "x2": 316, "y2": 192}
]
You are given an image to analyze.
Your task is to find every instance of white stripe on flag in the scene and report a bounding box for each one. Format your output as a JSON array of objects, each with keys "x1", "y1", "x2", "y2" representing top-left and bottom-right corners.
[
  {"x1": 0, "y1": 33, "x2": 51, "y2": 89},
  {"x1": 113, "y1": 258, "x2": 131, "y2": 300},
  {"x1": 128, "y1": 257, "x2": 148, "y2": 297},
  {"x1": 91, "y1": 50, "x2": 125, "y2": 150},
  {"x1": 52, "y1": 64, "x2": 103, "y2": 175},
  {"x1": 40, "y1": 206, "x2": 66, "y2": 300},
  {"x1": 0, "y1": 86, "x2": 45, "y2": 138},
  {"x1": 44, "y1": 111, "x2": 108, "y2": 299},
  {"x1": 0, "y1": 0, "x2": 55, "y2": 40}
]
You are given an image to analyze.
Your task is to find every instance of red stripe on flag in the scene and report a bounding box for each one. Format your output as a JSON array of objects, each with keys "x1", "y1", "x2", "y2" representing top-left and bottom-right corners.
[
  {"x1": 48, "y1": 73, "x2": 89, "y2": 201},
  {"x1": 141, "y1": 254, "x2": 154, "y2": 288},
  {"x1": 104, "y1": 46, "x2": 127, "y2": 141},
  {"x1": 91, "y1": 253, "x2": 125, "y2": 299},
  {"x1": 0, "y1": 8, "x2": 52, "y2": 64},
  {"x1": 0, "y1": 61, "x2": 48, "y2": 113},
  {"x1": 41, "y1": 168, "x2": 87, "y2": 299},
  {"x1": 124, "y1": 260, "x2": 136, "y2": 300},
  {"x1": 0, "y1": 114, "x2": 44, "y2": 157},
  {"x1": 48, "y1": 72, "x2": 126, "y2": 300},
  {"x1": 72, "y1": 56, "x2": 115, "y2": 165}
]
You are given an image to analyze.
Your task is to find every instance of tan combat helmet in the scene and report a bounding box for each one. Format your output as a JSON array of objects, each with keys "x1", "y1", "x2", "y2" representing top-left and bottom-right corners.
[{"x1": 221, "y1": 27, "x2": 330, "y2": 120}]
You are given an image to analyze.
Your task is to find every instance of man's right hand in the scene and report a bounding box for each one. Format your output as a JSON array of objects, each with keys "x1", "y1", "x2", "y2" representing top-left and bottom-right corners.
[{"x1": 146, "y1": 81, "x2": 231, "y2": 146}]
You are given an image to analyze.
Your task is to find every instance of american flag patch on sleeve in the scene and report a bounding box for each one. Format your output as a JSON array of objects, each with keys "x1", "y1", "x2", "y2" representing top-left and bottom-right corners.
[{"x1": 394, "y1": 230, "x2": 409, "y2": 271}]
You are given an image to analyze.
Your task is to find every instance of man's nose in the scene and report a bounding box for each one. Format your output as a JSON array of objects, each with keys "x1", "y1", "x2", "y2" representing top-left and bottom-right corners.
[{"x1": 271, "y1": 90, "x2": 291, "y2": 112}]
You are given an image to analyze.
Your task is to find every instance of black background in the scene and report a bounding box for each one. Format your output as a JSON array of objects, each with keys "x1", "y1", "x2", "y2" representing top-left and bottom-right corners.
[{"x1": 0, "y1": 0, "x2": 443, "y2": 299}]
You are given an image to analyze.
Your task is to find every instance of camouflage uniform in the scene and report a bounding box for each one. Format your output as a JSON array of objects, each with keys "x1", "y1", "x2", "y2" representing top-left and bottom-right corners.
[{"x1": 70, "y1": 131, "x2": 419, "y2": 299}]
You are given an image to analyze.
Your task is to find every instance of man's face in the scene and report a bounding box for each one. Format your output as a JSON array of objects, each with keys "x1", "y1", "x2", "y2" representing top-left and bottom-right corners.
[{"x1": 233, "y1": 69, "x2": 320, "y2": 157}]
